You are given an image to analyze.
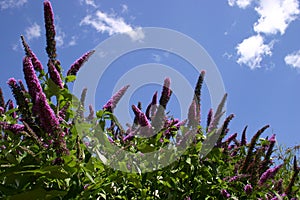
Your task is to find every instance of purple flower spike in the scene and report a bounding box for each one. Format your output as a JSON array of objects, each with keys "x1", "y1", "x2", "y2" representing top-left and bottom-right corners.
[
  {"x1": 103, "y1": 85, "x2": 130, "y2": 112},
  {"x1": 23, "y1": 56, "x2": 43, "y2": 102},
  {"x1": 159, "y1": 77, "x2": 172, "y2": 109},
  {"x1": 67, "y1": 50, "x2": 95, "y2": 76},
  {"x1": 220, "y1": 189, "x2": 231, "y2": 198},
  {"x1": 259, "y1": 164, "x2": 283, "y2": 185},
  {"x1": 244, "y1": 184, "x2": 253, "y2": 195},
  {"x1": 48, "y1": 60, "x2": 63, "y2": 89},
  {"x1": 0, "y1": 88, "x2": 5, "y2": 108},
  {"x1": 132, "y1": 105, "x2": 150, "y2": 127},
  {"x1": 0, "y1": 122, "x2": 24, "y2": 133},
  {"x1": 44, "y1": 0, "x2": 57, "y2": 60},
  {"x1": 269, "y1": 134, "x2": 276, "y2": 143},
  {"x1": 21, "y1": 35, "x2": 43, "y2": 71},
  {"x1": 36, "y1": 92, "x2": 60, "y2": 134},
  {"x1": 0, "y1": 107, "x2": 4, "y2": 114}
]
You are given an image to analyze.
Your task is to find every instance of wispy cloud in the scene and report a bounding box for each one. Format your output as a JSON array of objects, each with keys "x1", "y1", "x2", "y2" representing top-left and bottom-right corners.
[
  {"x1": 228, "y1": 0, "x2": 253, "y2": 9},
  {"x1": 80, "y1": 10, "x2": 144, "y2": 41},
  {"x1": 236, "y1": 35, "x2": 273, "y2": 69},
  {"x1": 25, "y1": 23, "x2": 41, "y2": 41},
  {"x1": 121, "y1": 4, "x2": 128, "y2": 13},
  {"x1": 228, "y1": 0, "x2": 300, "y2": 69},
  {"x1": 285, "y1": 50, "x2": 300, "y2": 69},
  {"x1": 80, "y1": 0, "x2": 97, "y2": 8},
  {"x1": 0, "y1": 0, "x2": 27, "y2": 10},
  {"x1": 68, "y1": 36, "x2": 77, "y2": 47},
  {"x1": 254, "y1": 0, "x2": 299, "y2": 35}
]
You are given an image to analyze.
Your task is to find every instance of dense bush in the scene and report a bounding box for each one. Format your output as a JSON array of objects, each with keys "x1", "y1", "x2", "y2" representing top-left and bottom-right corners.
[{"x1": 0, "y1": 1, "x2": 299, "y2": 199}]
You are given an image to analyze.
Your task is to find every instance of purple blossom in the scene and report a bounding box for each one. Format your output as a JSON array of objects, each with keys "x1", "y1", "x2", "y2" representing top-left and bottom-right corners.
[
  {"x1": 0, "y1": 122, "x2": 24, "y2": 133},
  {"x1": 206, "y1": 108, "x2": 213, "y2": 132},
  {"x1": 21, "y1": 35, "x2": 43, "y2": 71},
  {"x1": 23, "y1": 56, "x2": 43, "y2": 102},
  {"x1": 159, "y1": 77, "x2": 172, "y2": 109},
  {"x1": 35, "y1": 92, "x2": 60, "y2": 134},
  {"x1": 103, "y1": 85, "x2": 130, "y2": 112},
  {"x1": 48, "y1": 60, "x2": 63, "y2": 89},
  {"x1": 244, "y1": 184, "x2": 253, "y2": 195},
  {"x1": 44, "y1": 0, "x2": 57, "y2": 60},
  {"x1": 220, "y1": 189, "x2": 231, "y2": 198},
  {"x1": 132, "y1": 105, "x2": 150, "y2": 127},
  {"x1": 259, "y1": 165, "x2": 283, "y2": 185},
  {"x1": 67, "y1": 50, "x2": 95, "y2": 76}
]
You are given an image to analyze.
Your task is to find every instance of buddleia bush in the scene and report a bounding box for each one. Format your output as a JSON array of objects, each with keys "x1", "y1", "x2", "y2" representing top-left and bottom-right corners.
[{"x1": 0, "y1": 1, "x2": 299, "y2": 199}]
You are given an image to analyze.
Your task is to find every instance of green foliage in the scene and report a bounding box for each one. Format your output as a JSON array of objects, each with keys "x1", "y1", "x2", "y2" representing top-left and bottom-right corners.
[{"x1": 0, "y1": 1, "x2": 299, "y2": 199}]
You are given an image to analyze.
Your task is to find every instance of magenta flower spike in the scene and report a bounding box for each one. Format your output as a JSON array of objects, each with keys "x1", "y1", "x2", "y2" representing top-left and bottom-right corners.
[
  {"x1": 103, "y1": 85, "x2": 130, "y2": 112},
  {"x1": 0, "y1": 122, "x2": 24, "y2": 133},
  {"x1": 258, "y1": 165, "x2": 283, "y2": 185},
  {"x1": 23, "y1": 56, "x2": 43, "y2": 102},
  {"x1": 67, "y1": 50, "x2": 95, "y2": 76},
  {"x1": 159, "y1": 77, "x2": 172, "y2": 109},
  {"x1": 44, "y1": 0, "x2": 57, "y2": 60},
  {"x1": 48, "y1": 60, "x2": 63, "y2": 89},
  {"x1": 132, "y1": 105, "x2": 151, "y2": 127},
  {"x1": 21, "y1": 35, "x2": 43, "y2": 71}
]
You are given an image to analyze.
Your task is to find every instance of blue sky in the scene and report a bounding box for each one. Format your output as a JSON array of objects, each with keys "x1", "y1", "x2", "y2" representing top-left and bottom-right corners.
[{"x1": 0, "y1": 0, "x2": 300, "y2": 148}]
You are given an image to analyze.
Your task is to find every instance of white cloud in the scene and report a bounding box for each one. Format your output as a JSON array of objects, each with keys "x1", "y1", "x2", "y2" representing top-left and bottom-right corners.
[
  {"x1": 0, "y1": 0, "x2": 27, "y2": 10},
  {"x1": 80, "y1": 0, "x2": 97, "y2": 8},
  {"x1": 80, "y1": 10, "x2": 144, "y2": 41},
  {"x1": 25, "y1": 23, "x2": 41, "y2": 41},
  {"x1": 285, "y1": 50, "x2": 300, "y2": 68},
  {"x1": 254, "y1": 0, "x2": 300, "y2": 35},
  {"x1": 228, "y1": 0, "x2": 253, "y2": 9},
  {"x1": 236, "y1": 34, "x2": 273, "y2": 69},
  {"x1": 228, "y1": 0, "x2": 300, "y2": 69}
]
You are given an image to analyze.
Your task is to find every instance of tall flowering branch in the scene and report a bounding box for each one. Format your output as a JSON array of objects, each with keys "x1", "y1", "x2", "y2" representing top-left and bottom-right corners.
[
  {"x1": 20, "y1": 35, "x2": 43, "y2": 71},
  {"x1": 7, "y1": 78, "x2": 30, "y2": 120},
  {"x1": 44, "y1": 0, "x2": 57, "y2": 61},
  {"x1": 23, "y1": 56, "x2": 43, "y2": 102},
  {"x1": 48, "y1": 60, "x2": 63, "y2": 89},
  {"x1": 103, "y1": 85, "x2": 130, "y2": 112},
  {"x1": 260, "y1": 134, "x2": 276, "y2": 174},
  {"x1": 67, "y1": 50, "x2": 95, "y2": 76},
  {"x1": 35, "y1": 92, "x2": 68, "y2": 156},
  {"x1": 159, "y1": 77, "x2": 172, "y2": 109},
  {"x1": 132, "y1": 105, "x2": 151, "y2": 127},
  {"x1": 193, "y1": 70, "x2": 205, "y2": 123},
  {"x1": 207, "y1": 93, "x2": 227, "y2": 134},
  {"x1": 152, "y1": 78, "x2": 172, "y2": 131},
  {"x1": 216, "y1": 114, "x2": 235, "y2": 147},
  {"x1": 241, "y1": 125, "x2": 248, "y2": 146},
  {"x1": 241, "y1": 125, "x2": 270, "y2": 173}
]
